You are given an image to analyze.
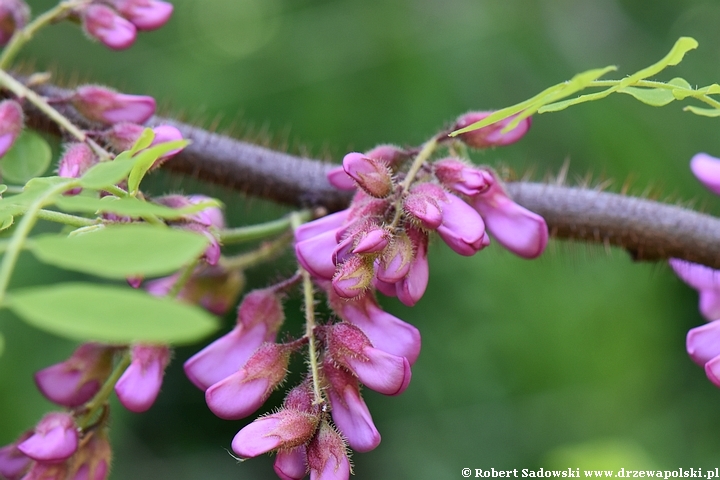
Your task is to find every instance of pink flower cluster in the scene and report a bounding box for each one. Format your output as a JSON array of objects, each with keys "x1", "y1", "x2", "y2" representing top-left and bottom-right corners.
[
  {"x1": 298, "y1": 113, "x2": 547, "y2": 307},
  {"x1": 671, "y1": 153, "x2": 720, "y2": 387},
  {"x1": 79, "y1": 0, "x2": 173, "y2": 50}
]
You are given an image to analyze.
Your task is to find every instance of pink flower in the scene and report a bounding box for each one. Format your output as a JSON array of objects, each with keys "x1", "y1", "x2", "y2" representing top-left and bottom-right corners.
[
  {"x1": 328, "y1": 289, "x2": 421, "y2": 364},
  {"x1": 184, "y1": 288, "x2": 285, "y2": 390},
  {"x1": 296, "y1": 229, "x2": 340, "y2": 280},
  {"x1": 690, "y1": 153, "x2": 720, "y2": 196},
  {"x1": 404, "y1": 183, "x2": 444, "y2": 230},
  {"x1": 0, "y1": 431, "x2": 32, "y2": 480},
  {"x1": 0, "y1": 100, "x2": 23, "y2": 158},
  {"x1": 670, "y1": 259, "x2": 720, "y2": 321},
  {"x1": 82, "y1": 4, "x2": 137, "y2": 50},
  {"x1": 375, "y1": 231, "x2": 413, "y2": 284},
  {"x1": 332, "y1": 255, "x2": 374, "y2": 299},
  {"x1": 17, "y1": 412, "x2": 78, "y2": 463},
  {"x1": 108, "y1": 0, "x2": 173, "y2": 31},
  {"x1": 34, "y1": 343, "x2": 115, "y2": 408},
  {"x1": 434, "y1": 158, "x2": 493, "y2": 196},
  {"x1": 323, "y1": 359, "x2": 381, "y2": 452},
  {"x1": 470, "y1": 173, "x2": 548, "y2": 259},
  {"x1": 114, "y1": 344, "x2": 170, "y2": 412},
  {"x1": 274, "y1": 446, "x2": 308, "y2": 480},
  {"x1": 436, "y1": 191, "x2": 487, "y2": 256},
  {"x1": 72, "y1": 85, "x2": 155, "y2": 125},
  {"x1": 306, "y1": 422, "x2": 351, "y2": 480},
  {"x1": 342, "y1": 152, "x2": 393, "y2": 198},
  {"x1": 395, "y1": 228, "x2": 429, "y2": 307},
  {"x1": 231, "y1": 409, "x2": 319, "y2": 459},
  {"x1": 454, "y1": 111, "x2": 532, "y2": 149},
  {"x1": 326, "y1": 323, "x2": 411, "y2": 396},
  {"x1": 205, "y1": 343, "x2": 292, "y2": 420}
]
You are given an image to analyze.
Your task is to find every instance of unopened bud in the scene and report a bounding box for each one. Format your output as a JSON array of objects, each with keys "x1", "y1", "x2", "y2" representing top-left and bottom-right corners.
[
  {"x1": 332, "y1": 255, "x2": 374, "y2": 299},
  {"x1": 454, "y1": 111, "x2": 531, "y2": 149},
  {"x1": 66, "y1": 429, "x2": 112, "y2": 480},
  {"x1": 342, "y1": 152, "x2": 394, "y2": 198},
  {"x1": 365, "y1": 144, "x2": 409, "y2": 167},
  {"x1": 307, "y1": 422, "x2": 351, "y2": 480},
  {"x1": 0, "y1": 100, "x2": 23, "y2": 158},
  {"x1": 72, "y1": 85, "x2": 155, "y2": 125},
  {"x1": 0, "y1": 0, "x2": 29, "y2": 46},
  {"x1": 404, "y1": 183, "x2": 445, "y2": 230},
  {"x1": 108, "y1": 0, "x2": 173, "y2": 31},
  {"x1": 434, "y1": 158, "x2": 493, "y2": 196},
  {"x1": 205, "y1": 342, "x2": 293, "y2": 420},
  {"x1": 115, "y1": 344, "x2": 170, "y2": 412},
  {"x1": 82, "y1": 4, "x2": 137, "y2": 50},
  {"x1": 18, "y1": 412, "x2": 78, "y2": 463}
]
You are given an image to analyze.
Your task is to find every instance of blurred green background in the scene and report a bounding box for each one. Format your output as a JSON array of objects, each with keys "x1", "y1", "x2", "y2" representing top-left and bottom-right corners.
[{"x1": 4, "y1": 0, "x2": 720, "y2": 478}]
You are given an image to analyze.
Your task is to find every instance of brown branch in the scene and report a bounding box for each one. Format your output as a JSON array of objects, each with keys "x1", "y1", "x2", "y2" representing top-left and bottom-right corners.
[{"x1": 14, "y1": 77, "x2": 720, "y2": 269}]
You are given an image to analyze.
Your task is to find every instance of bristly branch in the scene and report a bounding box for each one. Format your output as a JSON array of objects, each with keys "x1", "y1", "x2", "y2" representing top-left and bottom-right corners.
[{"x1": 13, "y1": 76, "x2": 720, "y2": 269}]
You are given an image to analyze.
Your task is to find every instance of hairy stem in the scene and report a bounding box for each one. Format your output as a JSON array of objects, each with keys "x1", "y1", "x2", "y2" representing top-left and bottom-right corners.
[{"x1": 14, "y1": 76, "x2": 720, "y2": 269}]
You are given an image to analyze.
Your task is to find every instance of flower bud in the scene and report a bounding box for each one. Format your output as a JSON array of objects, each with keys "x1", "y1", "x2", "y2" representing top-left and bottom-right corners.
[
  {"x1": 0, "y1": 431, "x2": 32, "y2": 480},
  {"x1": 434, "y1": 158, "x2": 493, "y2": 196},
  {"x1": 145, "y1": 266, "x2": 244, "y2": 315},
  {"x1": 327, "y1": 323, "x2": 411, "y2": 396},
  {"x1": 352, "y1": 226, "x2": 390, "y2": 254},
  {"x1": 58, "y1": 143, "x2": 97, "y2": 180},
  {"x1": 454, "y1": 111, "x2": 531, "y2": 149},
  {"x1": 365, "y1": 144, "x2": 409, "y2": 167},
  {"x1": 375, "y1": 231, "x2": 414, "y2": 284},
  {"x1": 690, "y1": 153, "x2": 720, "y2": 196},
  {"x1": 307, "y1": 422, "x2": 351, "y2": 480},
  {"x1": 0, "y1": 99, "x2": 23, "y2": 158},
  {"x1": 328, "y1": 288, "x2": 421, "y2": 364},
  {"x1": 72, "y1": 85, "x2": 155, "y2": 125},
  {"x1": 147, "y1": 125, "x2": 184, "y2": 168},
  {"x1": 34, "y1": 343, "x2": 115, "y2": 408},
  {"x1": 205, "y1": 343, "x2": 292, "y2": 420},
  {"x1": 470, "y1": 175, "x2": 548, "y2": 259},
  {"x1": 231, "y1": 408, "x2": 320, "y2": 459},
  {"x1": 342, "y1": 152, "x2": 394, "y2": 198},
  {"x1": 0, "y1": 0, "x2": 29, "y2": 46},
  {"x1": 323, "y1": 359, "x2": 381, "y2": 452},
  {"x1": 274, "y1": 446, "x2": 307, "y2": 480},
  {"x1": 395, "y1": 228, "x2": 429, "y2": 307},
  {"x1": 332, "y1": 255, "x2": 374, "y2": 299},
  {"x1": 404, "y1": 183, "x2": 445, "y2": 230},
  {"x1": 327, "y1": 165, "x2": 356, "y2": 191},
  {"x1": 66, "y1": 429, "x2": 112, "y2": 480},
  {"x1": 107, "y1": 0, "x2": 173, "y2": 31},
  {"x1": 436, "y1": 192, "x2": 487, "y2": 256},
  {"x1": 114, "y1": 344, "x2": 170, "y2": 412},
  {"x1": 82, "y1": 4, "x2": 137, "y2": 50},
  {"x1": 18, "y1": 412, "x2": 78, "y2": 463},
  {"x1": 669, "y1": 258, "x2": 720, "y2": 321},
  {"x1": 184, "y1": 288, "x2": 285, "y2": 390}
]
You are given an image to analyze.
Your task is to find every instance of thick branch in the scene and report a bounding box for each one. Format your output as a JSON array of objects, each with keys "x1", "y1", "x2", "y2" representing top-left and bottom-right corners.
[{"x1": 15, "y1": 77, "x2": 720, "y2": 269}]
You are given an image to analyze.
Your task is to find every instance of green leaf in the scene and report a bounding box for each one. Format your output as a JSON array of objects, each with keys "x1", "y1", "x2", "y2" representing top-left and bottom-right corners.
[
  {"x1": 78, "y1": 153, "x2": 136, "y2": 190},
  {"x1": 54, "y1": 195, "x2": 221, "y2": 220},
  {"x1": 7, "y1": 283, "x2": 218, "y2": 344},
  {"x1": 127, "y1": 140, "x2": 188, "y2": 195},
  {"x1": 0, "y1": 214, "x2": 13, "y2": 231},
  {"x1": 0, "y1": 130, "x2": 52, "y2": 183},
  {"x1": 0, "y1": 177, "x2": 69, "y2": 216},
  {"x1": 129, "y1": 128, "x2": 155, "y2": 155},
  {"x1": 0, "y1": 331, "x2": 4, "y2": 357},
  {"x1": 618, "y1": 37, "x2": 698, "y2": 88},
  {"x1": 30, "y1": 223, "x2": 210, "y2": 278},
  {"x1": 617, "y1": 87, "x2": 675, "y2": 106},
  {"x1": 684, "y1": 105, "x2": 720, "y2": 117}
]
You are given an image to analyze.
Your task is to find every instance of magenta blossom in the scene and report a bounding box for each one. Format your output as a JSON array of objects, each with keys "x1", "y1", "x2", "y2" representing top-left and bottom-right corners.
[
  {"x1": 82, "y1": 4, "x2": 137, "y2": 50},
  {"x1": 0, "y1": 431, "x2": 32, "y2": 480},
  {"x1": 205, "y1": 343, "x2": 292, "y2": 420},
  {"x1": 17, "y1": 412, "x2": 78, "y2": 463},
  {"x1": 34, "y1": 343, "x2": 115, "y2": 408},
  {"x1": 454, "y1": 111, "x2": 532, "y2": 149},
  {"x1": 307, "y1": 422, "x2": 351, "y2": 480},
  {"x1": 184, "y1": 288, "x2": 285, "y2": 390},
  {"x1": 114, "y1": 344, "x2": 170, "y2": 412},
  {"x1": 108, "y1": 0, "x2": 173, "y2": 31},
  {"x1": 0, "y1": 99, "x2": 23, "y2": 158},
  {"x1": 72, "y1": 85, "x2": 155, "y2": 125}
]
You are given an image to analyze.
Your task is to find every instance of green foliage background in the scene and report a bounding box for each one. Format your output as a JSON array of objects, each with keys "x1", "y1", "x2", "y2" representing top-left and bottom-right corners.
[{"x1": 3, "y1": 0, "x2": 720, "y2": 477}]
